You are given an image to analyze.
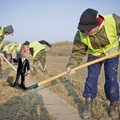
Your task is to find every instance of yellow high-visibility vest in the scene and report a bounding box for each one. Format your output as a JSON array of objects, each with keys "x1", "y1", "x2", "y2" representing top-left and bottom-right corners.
[
  {"x1": 80, "y1": 14, "x2": 119, "y2": 56},
  {"x1": 16, "y1": 43, "x2": 22, "y2": 52},
  {"x1": 8, "y1": 43, "x2": 16, "y2": 53},
  {"x1": 3, "y1": 45, "x2": 9, "y2": 53},
  {"x1": 0, "y1": 27, "x2": 4, "y2": 47},
  {"x1": 29, "y1": 41, "x2": 45, "y2": 59}
]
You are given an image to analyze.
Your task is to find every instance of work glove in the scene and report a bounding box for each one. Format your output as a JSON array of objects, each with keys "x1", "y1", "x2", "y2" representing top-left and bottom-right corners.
[{"x1": 67, "y1": 67, "x2": 75, "y2": 75}]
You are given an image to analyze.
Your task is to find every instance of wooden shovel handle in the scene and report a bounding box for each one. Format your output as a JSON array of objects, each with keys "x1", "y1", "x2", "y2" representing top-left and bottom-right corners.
[
  {"x1": 38, "y1": 51, "x2": 120, "y2": 87},
  {"x1": 0, "y1": 54, "x2": 17, "y2": 71}
]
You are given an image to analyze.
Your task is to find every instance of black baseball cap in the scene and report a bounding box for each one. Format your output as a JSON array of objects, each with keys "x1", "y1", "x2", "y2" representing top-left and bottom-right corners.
[{"x1": 78, "y1": 8, "x2": 99, "y2": 31}]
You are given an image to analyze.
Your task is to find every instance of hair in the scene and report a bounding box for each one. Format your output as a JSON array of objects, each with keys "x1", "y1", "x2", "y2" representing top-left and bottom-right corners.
[{"x1": 23, "y1": 41, "x2": 30, "y2": 45}]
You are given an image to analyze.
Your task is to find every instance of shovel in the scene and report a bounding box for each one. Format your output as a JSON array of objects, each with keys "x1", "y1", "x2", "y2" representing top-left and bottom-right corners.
[
  {"x1": 4, "y1": 57, "x2": 17, "y2": 71},
  {"x1": 27, "y1": 51, "x2": 120, "y2": 90},
  {"x1": 0, "y1": 54, "x2": 17, "y2": 71},
  {"x1": 0, "y1": 54, "x2": 17, "y2": 83}
]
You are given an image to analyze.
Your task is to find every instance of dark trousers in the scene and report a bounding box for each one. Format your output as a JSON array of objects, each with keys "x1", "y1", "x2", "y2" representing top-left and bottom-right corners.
[
  {"x1": 83, "y1": 55, "x2": 119, "y2": 102},
  {"x1": 14, "y1": 72, "x2": 26, "y2": 87}
]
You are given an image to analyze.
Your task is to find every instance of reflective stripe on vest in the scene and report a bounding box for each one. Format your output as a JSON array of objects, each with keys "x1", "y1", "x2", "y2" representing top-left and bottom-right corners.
[
  {"x1": 80, "y1": 14, "x2": 119, "y2": 56},
  {"x1": 29, "y1": 41, "x2": 45, "y2": 59},
  {"x1": 0, "y1": 27, "x2": 4, "y2": 47}
]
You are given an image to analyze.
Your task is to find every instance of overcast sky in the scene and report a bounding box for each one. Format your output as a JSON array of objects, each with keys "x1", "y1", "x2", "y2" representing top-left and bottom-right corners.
[{"x1": 1, "y1": 0, "x2": 120, "y2": 44}]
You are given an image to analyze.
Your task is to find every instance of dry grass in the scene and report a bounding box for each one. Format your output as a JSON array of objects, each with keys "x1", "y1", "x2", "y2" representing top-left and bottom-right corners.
[
  {"x1": 47, "y1": 41, "x2": 73, "y2": 56},
  {"x1": 0, "y1": 79, "x2": 54, "y2": 120},
  {"x1": 0, "y1": 41, "x2": 120, "y2": 120}
]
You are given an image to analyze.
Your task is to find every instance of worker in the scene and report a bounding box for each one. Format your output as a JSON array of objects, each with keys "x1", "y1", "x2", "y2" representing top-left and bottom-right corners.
[
  {"x1": 0, "y1": 25, "x2": 14, "y2": 76},
  {"x1": 66, "y1": 8, "x2": 120, "y2": 119},
  {"x1": 6, "y1": 43, "x2": 22, "y2": 63},
  {"x1": 23, "y1": 40, "x2": 52, "y2": 74}
]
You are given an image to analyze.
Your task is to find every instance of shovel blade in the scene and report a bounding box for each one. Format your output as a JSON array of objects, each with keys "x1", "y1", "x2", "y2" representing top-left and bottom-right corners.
[{"x1": 27, "y1": 83, "x2": 39, "y2": 90}]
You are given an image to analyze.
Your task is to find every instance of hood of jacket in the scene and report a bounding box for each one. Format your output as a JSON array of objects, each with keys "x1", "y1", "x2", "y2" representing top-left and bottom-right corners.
[{"x1": 4, "y1": 25, "x2": 14, "y2": 34}]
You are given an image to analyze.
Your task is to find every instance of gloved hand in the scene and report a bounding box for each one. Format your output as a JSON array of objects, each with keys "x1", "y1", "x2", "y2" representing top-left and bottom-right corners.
[{"x1": 67, "y1": 67, "x2": 75, "y2": 75}]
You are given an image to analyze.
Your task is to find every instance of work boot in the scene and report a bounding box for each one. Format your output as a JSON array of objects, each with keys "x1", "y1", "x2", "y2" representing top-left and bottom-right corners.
[
  {"x1": 20, "y1": 84, "x2": 27, "y2": 89},
  {"x1": 108, "y1": 101, "x2": 119, "y2": 119},
  {"x1": 82, "y1": 98, "x2": 93, "y2": 119}
]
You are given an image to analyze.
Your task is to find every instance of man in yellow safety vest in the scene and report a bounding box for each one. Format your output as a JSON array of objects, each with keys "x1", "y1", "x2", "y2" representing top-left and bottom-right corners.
[
  {"x1": 0, "y1": 25, "x2": 14, "y2": 76},
  {"x1": 23, "y1": 40, "x2": 52, "y2": 74},
  {"x1": 66, "y1": 8, "x2": 120, "y2": 119}
]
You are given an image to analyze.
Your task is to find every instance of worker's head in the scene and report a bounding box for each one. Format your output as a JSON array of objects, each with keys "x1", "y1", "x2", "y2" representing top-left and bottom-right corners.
[
  {"x1": 4, "y1": 25, "x2": 14, "y2": 35},
  {"x1": 78, "y1": 8, "x2": 100, "y2": 35},
  {"x1": 23, "y1": 41, "x2": 30, "y2": 45},
  {"x1": 20, "y1": 44, "x2": 29, "y2": 58}
]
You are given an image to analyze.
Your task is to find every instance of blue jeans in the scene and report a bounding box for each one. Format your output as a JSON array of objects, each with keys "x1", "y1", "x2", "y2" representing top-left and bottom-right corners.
[{"x1": 82, "y1": 55, "x2": 119, "y2": 102}]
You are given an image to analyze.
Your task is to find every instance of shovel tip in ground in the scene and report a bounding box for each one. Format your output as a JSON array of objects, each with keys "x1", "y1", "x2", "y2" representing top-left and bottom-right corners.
[{"x1": 27, "y1": 83, "x2": 39, "y2": 90}]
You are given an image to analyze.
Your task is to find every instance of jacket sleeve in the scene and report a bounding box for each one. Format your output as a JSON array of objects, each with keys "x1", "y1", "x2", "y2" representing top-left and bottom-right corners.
[
  {"x1": 39, "y1": 40, "x2": 52, "y2": 47},
  {"x1": 66, "y1": 31, "x2": 88, "y2": 68},
  {"x1": 112, "y1": 13, "x2": 120, "y2": 35}
]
